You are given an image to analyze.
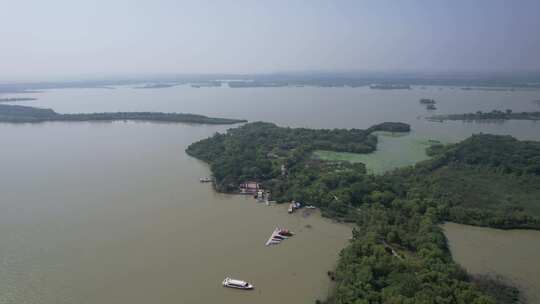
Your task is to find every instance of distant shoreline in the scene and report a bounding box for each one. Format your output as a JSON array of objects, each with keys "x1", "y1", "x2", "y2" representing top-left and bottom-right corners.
[
  {"x1": 428, "y1": 110, "x2": 540, "y2": 122},
  {"x1": 3, "y1": 72, "x2": 540, "y2": 93},
  {"x1": 0, "y1": 97, "x2": 38, "y2": 102}
]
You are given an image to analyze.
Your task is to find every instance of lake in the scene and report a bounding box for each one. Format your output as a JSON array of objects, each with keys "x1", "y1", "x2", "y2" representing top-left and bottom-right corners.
[
  {"x1": 7, "y1": 84, "x2": 540, "y2": 171},
  {"x1": 0, "y1": 121, "x2": 351, "y2": 304},
  {"x1": 1, "y1": 84, "x2": 540, "y2": 303}
]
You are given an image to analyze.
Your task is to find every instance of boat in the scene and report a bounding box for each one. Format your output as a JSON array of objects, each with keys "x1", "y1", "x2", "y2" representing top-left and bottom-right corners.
[
  {"x1": 266, "y1": 227, "x2": 282, "y2": 246},
  {"x1": 222, "y1": 277, "x2": 254, "y2": 290},
  {"x1": 278, "y1": 229, "x2": 294, "y2": 236},
  {"x1": 266, "y1": 227, "x2": 294, "y2": 246},
  {"x1": 199, "y1": 177, "x2": 212, "y2": 183},
  {"x1": 306, "y1": 205, "x2": 316, "y2": 209}
]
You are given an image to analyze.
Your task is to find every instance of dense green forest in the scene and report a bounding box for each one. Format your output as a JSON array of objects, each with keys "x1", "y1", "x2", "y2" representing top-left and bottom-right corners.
[
  {"x1": 429, "y1": 109, "x2": 540, "y2": 121},
  {"x1": 0, "y1": 104, "x2": 246, "y2": 124},
  {"x1": 367, "y1": 122, "x2": 411, "y2": 133},
  {"x1": 186, "y1": 121, "x2": 410, "y2": 192},
  {"x1": 187, "y1": 123, "x2": 540, "y2": 304}
]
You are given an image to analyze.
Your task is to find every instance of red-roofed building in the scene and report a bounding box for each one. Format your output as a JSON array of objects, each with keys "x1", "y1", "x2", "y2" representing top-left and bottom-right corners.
[{"x1": 239, "y1": 181, "x2": 260, "y2": 194}]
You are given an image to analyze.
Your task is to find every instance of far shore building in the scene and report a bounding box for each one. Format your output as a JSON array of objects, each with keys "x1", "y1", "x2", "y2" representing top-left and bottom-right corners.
[{"x1": 239, "y1": 181, "x2": 261, "y2": 194}]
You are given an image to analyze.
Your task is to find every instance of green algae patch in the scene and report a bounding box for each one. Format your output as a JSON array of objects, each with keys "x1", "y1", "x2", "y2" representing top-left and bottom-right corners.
[{"x1": 313, "y1": 132, "x2": 435, "y2": 174}]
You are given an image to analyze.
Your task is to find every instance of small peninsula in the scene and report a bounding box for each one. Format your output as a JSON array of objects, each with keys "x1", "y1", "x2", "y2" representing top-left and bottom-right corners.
[
  {"x1": 0, "y1": 104, "x2": 246, "y2": 124},
  {"x1": 0, "y1": 97, "x2": 37, "y2": 102},
  {"x1": 428, "y1": 109, "x2": 540, "y2": 121},
  {"x1": 186, "y1": 121, "x2": 410, "y2": 192},
  {"x1": 187, "y1": 122, "x2": 540, "y2": 304}
]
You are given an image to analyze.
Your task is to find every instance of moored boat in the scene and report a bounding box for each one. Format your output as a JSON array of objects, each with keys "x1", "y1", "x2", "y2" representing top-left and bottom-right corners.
[
  {"x1": 199, "y1": 177, "x2": 212, "y2": 183},
  {"x1": 222, "y1": 277, "x2": 254, "y2": 290},
  {"x1": 278, "y1": 228, "x2": 294, "y2": 236},
  {"x1": 266, "y1": 227, "x2": 294, "y2": 246}
]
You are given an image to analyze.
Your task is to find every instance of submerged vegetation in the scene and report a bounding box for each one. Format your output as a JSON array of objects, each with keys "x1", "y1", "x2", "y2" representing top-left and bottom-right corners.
[
  {"x1": 0, "y1": 104, "x2": 246, "y2": 124},
  {"x1": 470, "y1": 275, "x2": 522, "y2": 304},
  {"x1": 314, "y1": 134, "x2": 433, "y2": 174},
  {"x1": 429, "y1": 109, "x2": 540, "y2": 121},
  {"x1": 187, "y1": 122, "x2": 540, "y2": 304}
]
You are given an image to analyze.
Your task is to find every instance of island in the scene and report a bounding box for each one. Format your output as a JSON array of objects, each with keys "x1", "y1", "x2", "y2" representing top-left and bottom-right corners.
[
  {"x1": 428, "y1": 109, "x2": 540, "y2": 121},
  {"x1": 461, "y1": 87, "x2": 516, "y2": 91},
  {"x1": 227, "y1": 81, "x2": 288, "y2": 88},
  {"x1": 190, "y1": 81, "x2": 222, "y2": 88},
  {"x1": 187, "y1": 122, "x2": 539, "y2": 304},
  {"x1": 133, "y1": 83, "x2": 178, "y2": 89},
  {"x1": 419, "y1": 98, "x2": 437, "y2": 110},
  {"x1": 369, "y1": 84, "x2": 411, "y2": 90},
  {"x1": 0, "y1": 104, "x2": 246, "y2": 124},
  {"x1": 367, "y1": 121, "x2": 411, "y2": 133},
  {"x1": 0, "y1": 97, "x2": 37, "y2": 102},
  {"x1": 419, "y1": 98, "x2": 436, "y2": 104}
]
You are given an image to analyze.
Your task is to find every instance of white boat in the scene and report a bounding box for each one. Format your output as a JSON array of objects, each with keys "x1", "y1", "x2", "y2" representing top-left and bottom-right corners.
[
  {"x1": 199, "y1": 177, "x2": 212, "y2": 183},
  {"x1": 222, "y1": 277, "x2": 254, "y2": 290},
  {"x1": 306, "y1": 205, "x2": 316, "y2": 209}
]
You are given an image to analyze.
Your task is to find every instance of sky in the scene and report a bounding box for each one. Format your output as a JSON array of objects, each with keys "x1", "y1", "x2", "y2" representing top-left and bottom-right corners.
[{"x1": 1, "y1": 0, "x2": 540, "y2": 81}]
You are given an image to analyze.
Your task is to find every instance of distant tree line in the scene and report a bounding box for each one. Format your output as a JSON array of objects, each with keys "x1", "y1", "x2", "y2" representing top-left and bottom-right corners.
[
  {"x1": 429, "y1": 109, "x2": 540, "y2": 121},
  {"x1": 0, "y1": 97, "x2": 37, "y2": 102},
  {"x1": 0, "y1": 104, "x2": 246, "y2": 124}
]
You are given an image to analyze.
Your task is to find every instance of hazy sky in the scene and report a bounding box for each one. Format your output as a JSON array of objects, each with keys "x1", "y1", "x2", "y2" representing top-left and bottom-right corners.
[{"x1": 1, "y1": 0, "x2": 540, "y2": 80}]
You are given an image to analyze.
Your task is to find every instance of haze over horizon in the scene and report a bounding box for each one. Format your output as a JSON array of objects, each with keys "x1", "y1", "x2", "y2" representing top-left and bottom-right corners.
[{"x1": 2, "y1": 0, "x2": 540, "y2": 81}]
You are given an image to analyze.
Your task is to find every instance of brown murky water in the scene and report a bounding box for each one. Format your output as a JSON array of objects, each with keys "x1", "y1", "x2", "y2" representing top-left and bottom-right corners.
[
  {"x1": 0, "y1": 122, "x2": 351, "y2": 304},
  {"x1": 443, "y1": 222, "x2": 540, "y2": 303},
  {"x1": 2, "y1": 85, "x2": 540, "y2": 303}
]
